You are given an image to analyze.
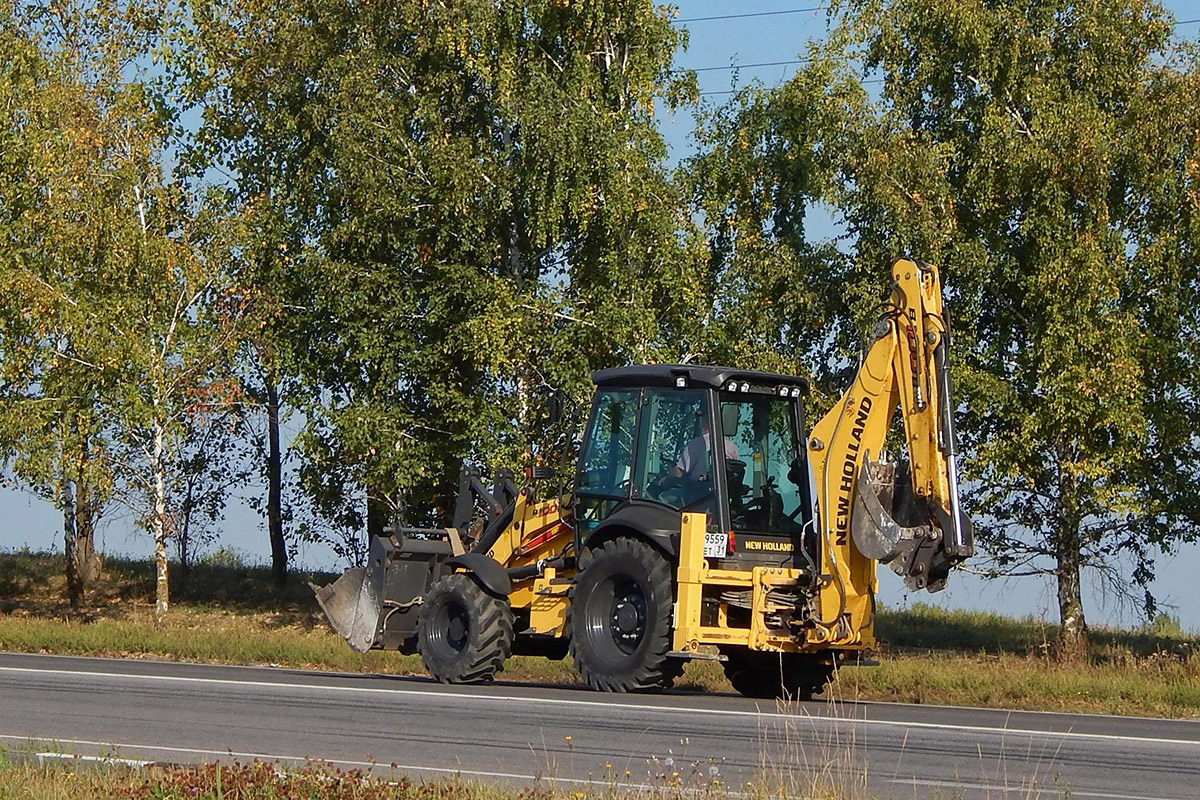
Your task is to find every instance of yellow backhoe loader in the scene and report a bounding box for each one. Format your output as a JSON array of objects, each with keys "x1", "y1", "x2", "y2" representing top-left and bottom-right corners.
[{"x1": 313, "y1": 258, "x2": 973, "y2": 697}]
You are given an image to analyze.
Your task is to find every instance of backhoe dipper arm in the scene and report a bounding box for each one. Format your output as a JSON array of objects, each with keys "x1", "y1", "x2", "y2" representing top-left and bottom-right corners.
[{"x1": 807, "y1": 259, "x2": 974, "y2": 636}]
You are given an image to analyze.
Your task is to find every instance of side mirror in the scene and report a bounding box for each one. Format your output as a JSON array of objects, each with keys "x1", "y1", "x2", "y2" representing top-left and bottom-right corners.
[{"x1": 548, "y1": 393, "x2": 563, "y2": 426}]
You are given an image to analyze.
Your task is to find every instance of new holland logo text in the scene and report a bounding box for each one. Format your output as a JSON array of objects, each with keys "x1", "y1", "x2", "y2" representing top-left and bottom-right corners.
[
  {"x1": 834, "y1": 396, "x2": 873, "y2": 546},
  {"x1": 743, "y1": 539, "x2": 795, "y2": 552}
]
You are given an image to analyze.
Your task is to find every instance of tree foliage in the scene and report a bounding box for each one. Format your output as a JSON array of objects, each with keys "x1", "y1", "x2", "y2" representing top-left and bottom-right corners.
[
  {"x1": 687, "y1": 0, "x2": 1200, "y2": 655},
  {"x1": 174, "y1": 0, "x2": 703, "y2": 533},
  {"x1": 0, "y1": 0, "x2": 246, "y2": 620}
]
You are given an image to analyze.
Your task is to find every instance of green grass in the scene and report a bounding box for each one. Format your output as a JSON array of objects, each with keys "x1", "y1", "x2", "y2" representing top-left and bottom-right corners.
[{"x1": 1, "y1": 550, "x2": 1197, "y2": 719}]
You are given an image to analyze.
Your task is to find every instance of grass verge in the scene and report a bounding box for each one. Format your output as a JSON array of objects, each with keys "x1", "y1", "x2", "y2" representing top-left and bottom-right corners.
[
  {"x1": 0, "y1": 759, "x2": 584, "y2": 800},
  {"x1": 0, "y1": 550, "x2": 1196, "y2": 719}
]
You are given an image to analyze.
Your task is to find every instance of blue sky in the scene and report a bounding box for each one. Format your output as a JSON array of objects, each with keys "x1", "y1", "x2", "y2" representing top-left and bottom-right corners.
[{"x1": 2, "y1": 0, "x2": 1197, "y2": 631}]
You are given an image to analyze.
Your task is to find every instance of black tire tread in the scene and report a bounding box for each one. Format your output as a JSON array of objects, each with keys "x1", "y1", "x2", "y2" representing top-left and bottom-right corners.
[
  {"x1": 418, "y1": 573, "x2": 514, "y2": 684},
  {"x1": 568, "y1": 537, "x2": 679, "y2": 693},
  {"x1": 722, "y1": 650, "x2": 833, "y2": 700}
]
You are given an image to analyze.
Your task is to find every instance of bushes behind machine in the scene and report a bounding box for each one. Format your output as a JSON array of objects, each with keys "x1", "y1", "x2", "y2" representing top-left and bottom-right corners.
[{"x1": 0, "y1": 551, "x2": 1196, "y2": 717}]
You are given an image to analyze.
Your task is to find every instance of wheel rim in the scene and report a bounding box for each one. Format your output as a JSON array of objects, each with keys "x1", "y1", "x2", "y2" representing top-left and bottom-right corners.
[
  {"x1": 429, "y1": 597, "x2": 471, "y2": 657},
  {"x1": 586, "y1": 574, "x2": 648, "y2": 657}
]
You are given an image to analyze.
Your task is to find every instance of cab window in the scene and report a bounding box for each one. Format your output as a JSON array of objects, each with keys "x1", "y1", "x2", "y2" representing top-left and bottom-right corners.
[
  {"x1": 720, "y1": 395, "x2": 806, "y2": 536},
  {"x1": 636, "y1": 389, "x2": 716, "y2": 511},
  {"x1": 578, "y1": 389, "x2": 638, "y2": 499}
]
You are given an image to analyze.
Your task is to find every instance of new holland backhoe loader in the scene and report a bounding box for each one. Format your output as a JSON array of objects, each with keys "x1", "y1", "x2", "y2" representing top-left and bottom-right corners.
[{"x1": 313, "y1": 258, "x2": 973, "y2": 697}]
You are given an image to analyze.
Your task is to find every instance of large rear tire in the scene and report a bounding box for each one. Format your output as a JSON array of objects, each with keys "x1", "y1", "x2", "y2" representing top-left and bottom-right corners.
[
  {"x1": 722, "y1": 650, "x2": 833, "y2": 700},
  {"x1": 418, "y1": 573, "x2": 514, "y2": 684},
  {"x1": 568, "y1": 537, "x2": 682, "y2": 692}
]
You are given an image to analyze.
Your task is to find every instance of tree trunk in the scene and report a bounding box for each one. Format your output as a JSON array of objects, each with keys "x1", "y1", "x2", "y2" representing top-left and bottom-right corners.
[
  {"x1": 151, "y1": 422, "x2": 170, "y2": 627},
  {"x1": 61, "y1": 475, "x2": 82, "y2": 610},
  {"x1": 63, "y1": 435, "x2": 100, "y2": 609},
  {"x1": 1054, "y1": 468, "x2": 1088, "y2": 660},
  {"x1": 367, "y1": 489, "x2": 388, "y2": 539},
  {"x1": 177, "y1": 490, "x2": 191, "y2": 593},
  {"x1": 1055, "y1": 548, "x2": 1088, "y2": 660},
  {"x1": 265, "y1": 379, "x2": 287, "y2": 588},
  {"x1": 74, "y1": 478, "x2": 99, "y2": 588},
  {"x1": 154, "y1": 531, "x2": 169, "y2": 627}
]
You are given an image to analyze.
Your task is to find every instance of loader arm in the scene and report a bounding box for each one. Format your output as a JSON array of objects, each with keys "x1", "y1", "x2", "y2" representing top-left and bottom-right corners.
[{"x1": 807, "y1": 259, "x2": 973, "y2": 635}]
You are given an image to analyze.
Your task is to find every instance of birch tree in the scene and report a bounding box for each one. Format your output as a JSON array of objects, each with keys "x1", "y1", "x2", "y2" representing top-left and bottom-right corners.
[
  {"x1": 172, "y1": 0, "x2": 701, "y2": 535},
  {"x1": 0, "y1": 0, "x2": 244, "y2": 622}
]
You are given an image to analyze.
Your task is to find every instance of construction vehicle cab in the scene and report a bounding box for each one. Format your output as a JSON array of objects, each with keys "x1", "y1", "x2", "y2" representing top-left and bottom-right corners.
[
  {"x1": 575, "y1": 365, "x2": 811, "y2": 568},
  {"x1": 314, "y1": 258, "x2": 974, "y2": 699}
]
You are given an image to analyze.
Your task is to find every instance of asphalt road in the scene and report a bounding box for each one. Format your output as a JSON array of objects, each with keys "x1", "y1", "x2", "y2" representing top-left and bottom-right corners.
[{"x1": 0, "y1": 652, "x2": 1196, "y2": 799}]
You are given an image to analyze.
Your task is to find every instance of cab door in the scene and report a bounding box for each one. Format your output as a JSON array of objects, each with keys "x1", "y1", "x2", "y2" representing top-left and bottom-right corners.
[
  {"x1": 574, "y1": 389, "x2": 640, "y2": 534},
  {"x1": 717, "y1": 392, "x2": 813, "y2": 567},
  {"x1": 631, "y1": 388, "x2": 718, "y2": 516}
]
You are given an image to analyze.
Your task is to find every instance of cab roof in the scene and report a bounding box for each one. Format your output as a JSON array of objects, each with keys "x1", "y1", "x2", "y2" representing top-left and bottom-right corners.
[{"x1": 591, "y1": 364, "x2": 808, "y2": 393}]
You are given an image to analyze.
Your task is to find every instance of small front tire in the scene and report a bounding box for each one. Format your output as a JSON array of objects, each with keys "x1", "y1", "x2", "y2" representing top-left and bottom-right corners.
[{"x1": 418, "y1": 573, "x2": 514, "y2": 684}]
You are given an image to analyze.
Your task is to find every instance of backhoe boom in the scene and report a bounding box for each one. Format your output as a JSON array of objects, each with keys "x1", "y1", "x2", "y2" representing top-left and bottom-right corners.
[{"x1": 808, "y1": 258, "x2": 973, "y2": 633}]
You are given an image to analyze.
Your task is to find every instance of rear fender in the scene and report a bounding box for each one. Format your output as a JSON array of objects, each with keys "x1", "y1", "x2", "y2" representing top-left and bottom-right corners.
[{"x1": 581, "y1": 502, "x2": 681, "y2": 564}]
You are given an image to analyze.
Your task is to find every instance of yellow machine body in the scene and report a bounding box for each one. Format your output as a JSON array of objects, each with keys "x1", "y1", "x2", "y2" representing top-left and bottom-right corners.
[{"x1": 316, "y1": 258, "x2": 971, "y2": 694}]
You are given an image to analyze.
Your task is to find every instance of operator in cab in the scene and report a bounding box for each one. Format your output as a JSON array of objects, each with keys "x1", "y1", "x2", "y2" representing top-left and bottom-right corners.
[{"x1": 673, "y1": 415, "x2": 739, "y2": 483}]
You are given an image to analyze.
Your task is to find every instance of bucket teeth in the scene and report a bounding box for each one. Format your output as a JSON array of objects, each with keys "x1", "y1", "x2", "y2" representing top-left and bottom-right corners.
[{"x1": 311, "y1": 567, "x2": 384, "y2": 653}]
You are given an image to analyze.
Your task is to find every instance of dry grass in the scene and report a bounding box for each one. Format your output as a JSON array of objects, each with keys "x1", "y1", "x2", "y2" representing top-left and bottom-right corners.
[
  {"x1": 0, "y1": 759, "x2": 558, "y2": 800},
  {"x1": 0, "y1": 755, "x2": 769, "y2": 800},
  {"x1": 0, "y1": 550, "x2": 1197, "y2": 719}
]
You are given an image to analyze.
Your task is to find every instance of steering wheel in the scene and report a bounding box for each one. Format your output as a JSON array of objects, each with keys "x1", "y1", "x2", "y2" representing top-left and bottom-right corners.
[
  {"x1": 646, "y1": 471, "x2": 681, "y2": 500},
  {"x1": 648, "y1": 471, "x2": 707, "y2": 504}
]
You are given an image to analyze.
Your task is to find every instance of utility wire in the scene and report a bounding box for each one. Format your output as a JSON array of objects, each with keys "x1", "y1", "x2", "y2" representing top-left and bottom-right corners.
[
  {"x1": 685, "y1": 14, "x2": 1200, "y2": 75},
  {"x1": 687, "y1": 58, "x2": 807, "y2": 73},
  {"x1": 699, "y1": 78, "x2": 882, "y2": 97},
  {"x1": 674, "y1": 6, "x2": 1200, "y2": 28},
  {"x1": 674, "y1": 6, "x2": 823, "y2": 24},
  {"x1": 684, "y1": 11, "x2": 1200, "y2": 87}
]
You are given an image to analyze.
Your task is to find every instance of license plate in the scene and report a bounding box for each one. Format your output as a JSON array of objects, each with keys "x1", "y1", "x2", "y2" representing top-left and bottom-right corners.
[{"x1": 703, "y1": 531, "x2": 728, "y2": 558}]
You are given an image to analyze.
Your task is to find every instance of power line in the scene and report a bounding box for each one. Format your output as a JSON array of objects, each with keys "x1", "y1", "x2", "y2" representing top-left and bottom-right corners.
[
  {"x1": 685, "y1": 11, "x2": 1200, "y2": 87},
  {"x1": 688, "y1": 58, "x2": 807, "y2": 73},
  {"x1": 674, "y1": 6, "x2": 1200, "y2": 28},
  {"x1": 686, "y1": 14, "x2": 1200, "y2": 75},
  {"x1": 699, "y1": 78, "x2": 882, "y2": 97},
  {"x1": 675, "y1": 6, "x2": 822, "y2": 24}
]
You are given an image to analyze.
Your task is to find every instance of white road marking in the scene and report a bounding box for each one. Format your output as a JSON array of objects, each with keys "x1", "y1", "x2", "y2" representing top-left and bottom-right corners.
[
  {"x1": 34, "y1": 752, "x2": 154, "y2": 768},
  {"x1": 0, "y1": 663, "x2": 1196, "y2": 748}
]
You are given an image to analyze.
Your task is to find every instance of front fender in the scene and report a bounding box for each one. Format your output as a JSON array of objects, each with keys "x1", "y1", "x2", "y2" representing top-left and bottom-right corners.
[{"x1": 447, "y1": 553, "x2": 512, "y2": 597}]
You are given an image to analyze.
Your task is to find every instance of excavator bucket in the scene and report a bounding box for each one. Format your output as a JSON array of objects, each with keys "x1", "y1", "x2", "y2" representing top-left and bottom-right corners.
[
  {"x1": 852, "y1": 454, "x2": 969, "y2": 592},
  {"x1": 850, "y1": 456, "x2": 907, "y2": 561},
  {"x1": 311, "y1": 565, "x2": 385, "y2": 653}
]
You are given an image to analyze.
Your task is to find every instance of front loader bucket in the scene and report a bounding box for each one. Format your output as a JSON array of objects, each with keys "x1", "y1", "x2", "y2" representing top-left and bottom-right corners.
[
  {"x1": 312, "y1": 532, "x2": 455, "y2": 653},
  {"x1": 311, "y1": 566, "x2": 384, "y2": 653}
]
